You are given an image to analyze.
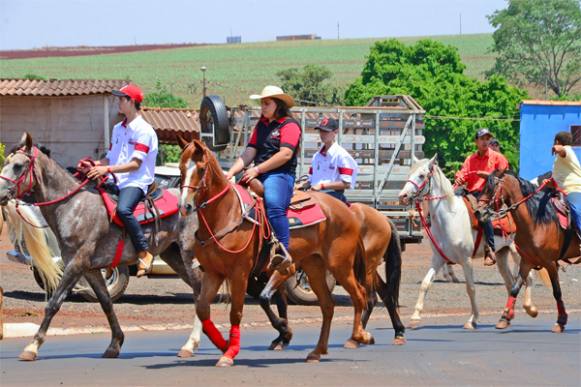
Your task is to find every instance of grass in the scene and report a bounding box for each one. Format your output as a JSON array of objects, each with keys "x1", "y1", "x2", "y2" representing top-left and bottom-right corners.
[{"x1": 0, "y1": 33, "x2": 496, "y2": 107}]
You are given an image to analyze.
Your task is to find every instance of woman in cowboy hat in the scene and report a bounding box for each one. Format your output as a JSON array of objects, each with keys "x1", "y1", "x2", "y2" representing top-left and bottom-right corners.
[{"x1": 226, "y1": 85, "x2": 301, "y2": 273}]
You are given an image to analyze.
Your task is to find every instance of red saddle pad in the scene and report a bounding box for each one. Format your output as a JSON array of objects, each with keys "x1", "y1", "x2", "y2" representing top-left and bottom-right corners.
[{"x1": 99, "y1": 189, "x2": 179, "y2": 227}]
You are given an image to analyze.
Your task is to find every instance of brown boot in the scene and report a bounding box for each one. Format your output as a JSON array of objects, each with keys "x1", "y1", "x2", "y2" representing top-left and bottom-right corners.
[
  {"x1": 136, "y1": 251, "x2": 154, "y2": 277},
  {"x1": 484, "y1": 248, "x2": 497, "y2": 266}
]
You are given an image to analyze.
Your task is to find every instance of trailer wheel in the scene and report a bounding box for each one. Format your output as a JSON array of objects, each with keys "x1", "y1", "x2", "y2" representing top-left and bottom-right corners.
[{"x1": 199, "y1": 95, "x2": 230, "y2": 151}]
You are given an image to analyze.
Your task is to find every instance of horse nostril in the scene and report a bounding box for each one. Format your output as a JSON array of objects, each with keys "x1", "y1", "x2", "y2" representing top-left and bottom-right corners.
[{"x1": 185, "y1": 204, "x2": 193, "y2": 213}]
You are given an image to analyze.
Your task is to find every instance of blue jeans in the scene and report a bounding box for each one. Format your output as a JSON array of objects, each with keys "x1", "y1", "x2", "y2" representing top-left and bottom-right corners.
[
  {"x1": 566, "y1": 192, "x2": 581, "y2": 232},
  {"x1": 117, "y1": 187, "x2": 148, "y2": 252},
  {"x1": 260, "y1": 172, "x2": 294, "y2": 249}
]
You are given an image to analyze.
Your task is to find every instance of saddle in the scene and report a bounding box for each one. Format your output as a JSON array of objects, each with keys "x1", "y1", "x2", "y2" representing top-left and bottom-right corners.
[
  {"x1": 237, "y1": 180, "x2": 326, "y2": 229},
  {"x1": 98, "y1": 183, "x2": 179, "y2": 228},
  {"x1": 462, "y1": 194, "x2": 516, "y2": 235},
  {"x1": 550, "y1": 195, "x2": 570, "y2": 230}
]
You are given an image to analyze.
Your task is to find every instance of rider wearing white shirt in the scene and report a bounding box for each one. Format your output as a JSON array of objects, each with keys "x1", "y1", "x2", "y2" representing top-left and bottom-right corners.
[
  {"x1": 306, "y1": 118, "x2": 358, "y2": 203},
  {"x1": 86, "y1": 83, "x2": 158, "y2": 277}
]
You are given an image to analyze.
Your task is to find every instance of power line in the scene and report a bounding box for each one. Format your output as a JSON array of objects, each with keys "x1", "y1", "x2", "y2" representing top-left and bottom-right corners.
[{"x1": 425, "y1": 114, "x2": 520, "y2": 122}]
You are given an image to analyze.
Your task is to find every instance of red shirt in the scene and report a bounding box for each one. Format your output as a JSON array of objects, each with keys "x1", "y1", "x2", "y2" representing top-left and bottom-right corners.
[{"x1": 455, "y1": 148, "x2": 509, "y2": 193}]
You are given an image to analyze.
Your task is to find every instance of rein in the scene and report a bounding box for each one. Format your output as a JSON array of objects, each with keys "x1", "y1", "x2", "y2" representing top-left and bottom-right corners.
[{"x1": 486, "y1": 177, "x2": 552, "y2": 220}]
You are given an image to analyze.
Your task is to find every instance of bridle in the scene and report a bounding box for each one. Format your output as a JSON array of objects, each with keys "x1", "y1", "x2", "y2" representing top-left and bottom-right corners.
[{"x1": 0, "y1": 147, "x2": 39, "y2": 199}]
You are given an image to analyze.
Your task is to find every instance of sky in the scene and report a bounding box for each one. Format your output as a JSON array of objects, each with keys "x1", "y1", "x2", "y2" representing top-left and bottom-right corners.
[{"x1": 0, "y1": 0, "x2": 507, "y2": 50}]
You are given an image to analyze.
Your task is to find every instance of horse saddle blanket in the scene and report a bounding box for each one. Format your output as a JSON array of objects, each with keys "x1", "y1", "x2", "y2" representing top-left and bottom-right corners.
[
  {"x1": 232, "y1": 184, "x2": 326, "y2": 230},
  {"x1": 550, "y1": 196, "x2": 570, "y2": 230},
  {"x1": 462, "y1": 195, "x2": 516, "y2": 235},
  {"x1": 98, "y1": 188, "x2": 179, "y2": 227}
]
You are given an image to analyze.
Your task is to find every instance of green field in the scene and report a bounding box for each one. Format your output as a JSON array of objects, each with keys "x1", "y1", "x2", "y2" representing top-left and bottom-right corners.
[{"x1": 0, "y1": 33, "x2": 495, "y2": 107}]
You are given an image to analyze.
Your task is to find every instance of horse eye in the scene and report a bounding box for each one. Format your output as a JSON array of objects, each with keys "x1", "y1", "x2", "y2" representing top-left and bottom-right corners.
[
  {"x1": 12, "y1": 164, "x2": 22, "y2": 173},
  {"x1": 419, "y1": 174, "x2": 425, "y2": 179}
]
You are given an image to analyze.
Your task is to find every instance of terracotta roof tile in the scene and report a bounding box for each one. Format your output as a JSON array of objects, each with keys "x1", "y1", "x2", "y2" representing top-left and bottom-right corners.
[
  {"x1": 141, "y1": 107, "x2": 201, "y2": 143},
  {"x1": 0, "y1": 79, "x2": 127, "y2": 96}
]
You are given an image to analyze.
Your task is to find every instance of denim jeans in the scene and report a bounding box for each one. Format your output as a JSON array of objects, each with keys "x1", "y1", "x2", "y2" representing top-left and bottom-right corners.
[
  {"x1": 475, "y1": 191, "x2": 495, "y2": 251},
  {"x1": 566, "y1": 192, "x2": 581, "y2": 233},
  {"x1": 322, "y1": 189, "x2": 348, "y2": 204},
  {"x1": 259, "y1": 172, "x2": 295, "y2": 249},
  {"x1": 116, "y1": 186, "x2": 148, "y2": 252}
]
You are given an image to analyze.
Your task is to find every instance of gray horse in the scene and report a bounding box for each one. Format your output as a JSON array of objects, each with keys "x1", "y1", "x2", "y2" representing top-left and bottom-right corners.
[{"x1": 0, "y1": 133, "x2": 203, "y2": 361}]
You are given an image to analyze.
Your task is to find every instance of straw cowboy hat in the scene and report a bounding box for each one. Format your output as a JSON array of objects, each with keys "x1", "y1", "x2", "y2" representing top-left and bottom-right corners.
[{"x1": 249, "y1": 85, "x2": 295, "y2": 108}]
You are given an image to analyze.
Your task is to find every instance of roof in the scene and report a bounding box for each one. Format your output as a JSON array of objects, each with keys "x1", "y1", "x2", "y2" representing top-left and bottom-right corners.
[
  {"x1": 141, "y1": 107, "x2": 200, "y2": 143},
  {"x1": 0, "y1": 79, "x2": 126, "y2": 96},
  {"x1": 521, "y1": 99, "x2": 581, "y2": 106}
]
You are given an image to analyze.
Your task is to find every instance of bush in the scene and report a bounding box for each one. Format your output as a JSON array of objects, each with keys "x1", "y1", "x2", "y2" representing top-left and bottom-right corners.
[
  {"x1": 0, "y1": 143, "x2": 5, "y2": 165},
  {"x1": 277, "y1": 64, "x2": 342, "y2": 106}
]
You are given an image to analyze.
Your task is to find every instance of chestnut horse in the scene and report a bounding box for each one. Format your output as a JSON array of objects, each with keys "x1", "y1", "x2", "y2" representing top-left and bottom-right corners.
[
  {"x1": 478, "y1": 171, "x2": 580, "y2": 332},
  {"x1": 178, "y1": 138, "x2": 371, "y2": 367}
]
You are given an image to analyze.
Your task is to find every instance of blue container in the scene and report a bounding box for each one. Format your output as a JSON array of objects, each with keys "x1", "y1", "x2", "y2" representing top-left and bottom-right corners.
[{"x1": 519, "y1": 101, "x2": 581, "y2": 180}]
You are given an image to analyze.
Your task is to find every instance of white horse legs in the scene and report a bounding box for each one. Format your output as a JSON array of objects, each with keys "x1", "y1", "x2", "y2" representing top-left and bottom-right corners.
[
  {"x1": 441, "y1": 264, "x2": 461, "y2": 283},
  {"x1": 178, "y1": 314, "x2": 203, "y2": 358},
  {"x1": 410, "y1": 262, "x2": 442, "y2": 327},
  {"x1": 460, "y1": 259, "x2": 479, "y2": 329}
]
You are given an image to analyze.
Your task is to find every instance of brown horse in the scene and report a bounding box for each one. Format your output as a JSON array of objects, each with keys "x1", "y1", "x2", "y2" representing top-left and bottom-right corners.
[
  {"x1": 177, "y1": 138, "x2": 371, "y2": 366},
  {"x1": 351, "y1": 203, "x2": 406, "y2": 345},
  {"x1": 478, "y1": 171, "x2": 579, "y2": 332}
]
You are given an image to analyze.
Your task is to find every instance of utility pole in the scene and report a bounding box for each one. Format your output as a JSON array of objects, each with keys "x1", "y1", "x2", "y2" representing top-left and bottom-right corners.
[
  {"x1": 459, "y1": 13, "x2": 462, "y2": 36},
  {"x1": 200, "y1": 65, "x2": 207, "y2": 97},
  {"x1": 337, "y1": 22, "x2": 340, "y2": 40}
]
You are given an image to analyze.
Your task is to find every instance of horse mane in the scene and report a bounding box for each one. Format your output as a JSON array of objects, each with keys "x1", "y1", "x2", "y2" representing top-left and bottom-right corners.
[{"x1": 487, "y1": 170, "x2": 557, "y2": 225}]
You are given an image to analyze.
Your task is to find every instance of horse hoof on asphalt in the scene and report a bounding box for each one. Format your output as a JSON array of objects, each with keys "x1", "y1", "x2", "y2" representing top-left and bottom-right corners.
[
  {"x1": 362, "y1": 331, "x2": 375, "y2": 345},
  {"x1": 102, "y1": 348, "x2": 120, "y2": 358},
  {"x1": 19, "y1": 351, "x2": 37, "y2": 361},
  {"x1": 393, "y1": 336, "x2": 407, "y2": 346},
  {"x1": 495, "y1": 319, "x2": 510, "y2": 330},
  {"x1": 216, "y1": 356, "x2": 234, "y2": 367},
  {"x1": 269, "y1": 341, "x2": 285, "y2": 351},
  {"x1": 177, "y1": 349, "x2": 194, "y2": 358},
  {"x1": 463, "y1": 321, "x2": 477, "y2": 330},
  {"x1": 524, "y1": 305, "x2": 539, "y2": 318},
  {"x1": 306, "y1": 352, "x2": 321, "y2": 363},
  {"x1": 551, "y1": 323, "x2": 565, "y2": 333},
  {"x1": 344, "y1": 339, "x2": 360, "y2": 349},
  {"x1": 408, "y1": 320, "x2": 421, "y2": 330}
]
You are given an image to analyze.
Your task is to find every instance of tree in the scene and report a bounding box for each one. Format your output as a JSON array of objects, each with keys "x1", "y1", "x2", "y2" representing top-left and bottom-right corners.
[
  {"x1": 488, "y1": 0, "x2": 581, "y2": 97},
  {"x1": 345, "y1": 39, "x2": 527, "y2": 175},
  {"x1": 277, "y1": 64, "x2": 342, "y2": 106}
]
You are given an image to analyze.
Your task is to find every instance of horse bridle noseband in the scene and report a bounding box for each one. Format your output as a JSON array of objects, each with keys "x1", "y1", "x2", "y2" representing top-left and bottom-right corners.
[
  {"x1": 406, "y1": 167, "x2": 435, "y2": 202},
  {"x1": 0, "y1": 147, "x2": 39, "y2": 199}
]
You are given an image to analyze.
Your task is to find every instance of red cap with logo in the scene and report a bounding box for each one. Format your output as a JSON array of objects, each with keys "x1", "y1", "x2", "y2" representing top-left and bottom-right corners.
[{"x1": 112, "y1": 83, "x2": 144, "y2": 103}]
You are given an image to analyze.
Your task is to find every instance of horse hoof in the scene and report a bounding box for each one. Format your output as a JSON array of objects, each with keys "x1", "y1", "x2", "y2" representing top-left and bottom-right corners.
[
  {"x1": 551, "y1": 323, "x2": 565, "y2": 333},
  {"x1": 524, "y1": 305, "x2": 539, "y2": 318},
  {"x1": 408, "y1": 320, "x2": 421, "y2": 330},
  {"x1": 19, "y1": 351, "x2": 37, "y2": 361},
  {"x1": 463, "y1": 321, "x2": 477, "y2": 330},
  {"x1": 177, "y1": 349, "x2": 194, "y2": 358},
  {"x1": 495, "y1": 319, "x2": 510, "y2": 330},
  {"x1": 306, "y1": 352, "x2": 321, "y2": 363},
  {"x1": 269, "y1": 341, "x2": 285, "y2": 351},
  {"x1": 102, "y1": 348, "x2": 120, "y2": 358},
  {"x1": 215, "y1": 356, "x2": 234, "y2": 367},
  {"x1": 344, "y1": 339, "x2": 360, "y2": 349},
  {"x1": 393, "y1": 336, "x2": 407, "y2": 346}
]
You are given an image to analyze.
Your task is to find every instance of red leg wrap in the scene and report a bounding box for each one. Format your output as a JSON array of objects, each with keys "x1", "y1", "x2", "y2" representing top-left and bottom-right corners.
[
  {"x1": 202, "y1": 319, "x2": 228, "y2": 352},
  {"x1": 504, "y1": 296, "x2": 517, "y2": 320},
  {"x1": 223, "y1": 325, "x2": 241, "y2": 359}
]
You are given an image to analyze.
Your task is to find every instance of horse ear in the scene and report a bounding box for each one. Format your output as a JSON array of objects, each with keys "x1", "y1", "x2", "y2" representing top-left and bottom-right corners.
[
  {"x1": 429, "y1": 153, "x2": 438, "y2": 168},
  {"x1": 191, "y1": 130, "x2": 200, "y2": 141},
  {"x1": 191, "y1": 140, "x2": 205, "y2": 161},
  {"x1": 176, "y1": 134, "x2": 190, "y2": 150},
  {"x1": 20, "y1": 132, "x2": 33, "y2": 153}
]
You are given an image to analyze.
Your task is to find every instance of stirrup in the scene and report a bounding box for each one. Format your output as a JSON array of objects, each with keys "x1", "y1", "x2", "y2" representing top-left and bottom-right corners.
[
  {"x1": 136, "y1": 253, "x2": 154, "y2": 277},
  {"x1": 269, "y1": 253, "x2": 293, "y2": 274}
]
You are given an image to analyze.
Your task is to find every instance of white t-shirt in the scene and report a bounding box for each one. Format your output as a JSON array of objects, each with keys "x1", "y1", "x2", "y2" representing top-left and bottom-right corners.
[
  {"x1": 106, "y1": 115, "x2": 158, "y2": 194},
  {"x1": 309, "y1": 142, "x2": 358, "y2": 189},
  {"x1": 552, "y1": 145, "x2": 581, "y2": 194}
]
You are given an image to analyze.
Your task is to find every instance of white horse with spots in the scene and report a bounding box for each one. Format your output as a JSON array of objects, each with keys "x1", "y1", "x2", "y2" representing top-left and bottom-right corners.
[{"x1": 398, "y1": 155, "x2": 538, "y2": 329}]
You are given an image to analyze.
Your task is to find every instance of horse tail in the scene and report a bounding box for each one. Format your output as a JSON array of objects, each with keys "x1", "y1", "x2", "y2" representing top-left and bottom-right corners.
[
  {"x1": 3, "y1": 201, "x2": 62, "y2": 293},
  {"x1": 537, "y1": 268, "x2": 552, "y2": 289},
  {"x1": 354, "y1": 236, "x2": 367, "y2": 290},
  {"x1": 384, "y1": 219, "x2": 402, "y2": 308}
]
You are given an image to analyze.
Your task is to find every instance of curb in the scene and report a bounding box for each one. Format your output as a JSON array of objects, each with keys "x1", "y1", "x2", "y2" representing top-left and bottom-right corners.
[{"x1": 2, "y1": 308, "x2": 579, "y2": 339}]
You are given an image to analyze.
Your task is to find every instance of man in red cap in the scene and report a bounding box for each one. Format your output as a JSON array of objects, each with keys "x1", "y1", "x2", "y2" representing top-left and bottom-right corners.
[
  {"x1": 86, "y1": 83, "x2": 158, "y2": 277},
  {"x1": 454, "y1": 128, "x2": 509, "y2": 266}
]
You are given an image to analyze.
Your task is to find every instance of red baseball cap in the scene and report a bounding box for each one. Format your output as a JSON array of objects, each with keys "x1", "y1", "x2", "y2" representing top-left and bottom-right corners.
[{"x1": 112, "y1": 83, "x2": 144, "y2": 103}]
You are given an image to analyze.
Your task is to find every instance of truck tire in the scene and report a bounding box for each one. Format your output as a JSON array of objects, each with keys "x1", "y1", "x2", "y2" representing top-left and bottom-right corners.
[
  {"x1": 199, "y1": 95, "x2": 230, "y2": 151},
  {"x1": 77, "y1": 265, "x2": 130, "y2": 303},
  {"x1": 285, "y1": 269, "x2": 336, "y2": 305}
]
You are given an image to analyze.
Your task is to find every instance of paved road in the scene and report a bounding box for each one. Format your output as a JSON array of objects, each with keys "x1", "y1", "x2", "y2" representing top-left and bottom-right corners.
[{"x1": 1, "y1": 314, "x2": 579, "y2": 386}]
